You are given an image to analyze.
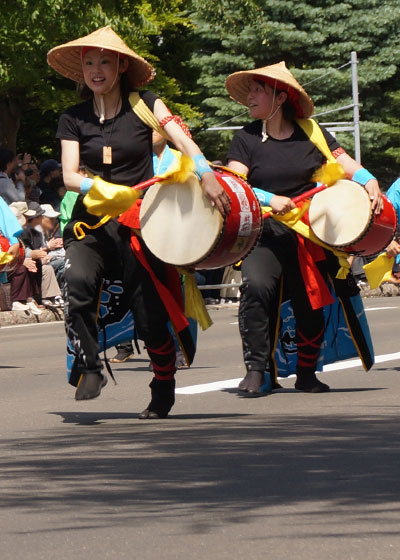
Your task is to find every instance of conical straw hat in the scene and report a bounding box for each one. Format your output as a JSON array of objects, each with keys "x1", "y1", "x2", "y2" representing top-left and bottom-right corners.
[
  {"x1": 225, "y1": 61, "x2": 314, "y2": 118},
  {"x1": 47, "y1": 26, "x2": 155, "y2": 88}
]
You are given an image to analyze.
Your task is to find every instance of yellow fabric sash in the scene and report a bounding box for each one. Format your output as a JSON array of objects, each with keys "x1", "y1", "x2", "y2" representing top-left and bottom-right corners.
[
  {"x1": 296, "y1": 118, "x2": 345, "y2": 185},
  {"x1": 363, "y1": 253, "x2": 394, "y2": 289},
  {"x1": 0, "y1": 252, "x2": 14, "y2": 266},
  {"x1": 178, "y1": 269, "x2": 213, "y2": 331},
  {"x1": 129, "y1": 92, "x2": 171, "y2": 141}
]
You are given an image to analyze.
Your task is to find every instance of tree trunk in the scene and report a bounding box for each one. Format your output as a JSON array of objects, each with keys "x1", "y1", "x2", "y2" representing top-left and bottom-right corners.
[{"x1": 0, "y1": 97, "x2": 21, "y2": 153}]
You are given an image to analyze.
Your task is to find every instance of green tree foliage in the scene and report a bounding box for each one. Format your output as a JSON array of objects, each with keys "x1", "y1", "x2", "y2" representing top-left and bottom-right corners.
[
  {"x1": 186, "y1": 0, "x2": 400, "y2": 185},
  {"x1": 0, "y1": 0, "x2": 194, "y2": 156}
]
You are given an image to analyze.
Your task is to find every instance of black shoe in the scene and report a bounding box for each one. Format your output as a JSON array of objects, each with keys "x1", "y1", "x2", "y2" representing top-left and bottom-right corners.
[
  {"x1": 139, "y1": 378, "x2": 175, "y2": 419},
  {"x1": 75, "y1": 372, "x2": 108, "y2": 400},
  {"x1": 295, "y1": 373, "x2": 330, "y2": 393},
  {"x1": 109, "y1": 343, "x2": 134, "y2": 363},
  {"x1": 238, "y1": 371, "x2": 264, "y2": 397}
]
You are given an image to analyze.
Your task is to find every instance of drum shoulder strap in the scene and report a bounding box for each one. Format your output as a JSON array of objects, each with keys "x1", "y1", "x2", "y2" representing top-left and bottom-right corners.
[
  {"x1": 296, "y1": 118, "x2": 336, "y2": 164},
  {"x1": 128, "y1": 92, "x2": 171, "y2": 141}
]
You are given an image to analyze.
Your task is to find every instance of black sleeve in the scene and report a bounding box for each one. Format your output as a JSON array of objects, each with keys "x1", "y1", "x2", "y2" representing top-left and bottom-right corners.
[
  {"x1": 226, "y1": 129, "x2": 253, "y2": 168},
  {"x1": 320, "y1": 125, "x2": 341, "y2": 152},
  {"x1": 56, "y1": 110, "x2": 80, "y2": 141},
  {"x1": 139, "y1": 90, "x2": 158, "y2": 112}
]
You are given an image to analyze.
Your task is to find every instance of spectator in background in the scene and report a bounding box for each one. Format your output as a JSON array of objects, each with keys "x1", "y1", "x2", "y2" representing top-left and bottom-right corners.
[
  {"x1": 39, "y1": 203, "x2": 65, "y2": 289},
  {"x1": 19, "y1": 202, "x2": 63, "y2": 308},
  {"x1": 384, "y1": 177, "x2": 400, "y2": 282},
  {"x1": 7, "y1": 201, "x2": 42, "y2": 313},
  {"x1": 38, "y1": 159, "x2": 62, "y2": 209},
  {"x1": 0, "y1": 148, "x2": 25, "y2": 204},
  {"x1": 24, "y1": 161, "x2": 41, "y2": 203}
]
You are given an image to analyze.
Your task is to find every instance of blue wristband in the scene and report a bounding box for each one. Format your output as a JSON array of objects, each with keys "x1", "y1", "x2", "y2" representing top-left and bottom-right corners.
[
  {"x1": 80, "y1": 178, "x2": 94, "y2": 194},
  {"x1": 352, "y1": 168, "x2": 376, "y2": 186},
  {"x1": 253, "y1": 188, "x2": 274, "y2": 206},
  {"x1": 193, "y1": 154, "x2": 213, "y2": 179}
]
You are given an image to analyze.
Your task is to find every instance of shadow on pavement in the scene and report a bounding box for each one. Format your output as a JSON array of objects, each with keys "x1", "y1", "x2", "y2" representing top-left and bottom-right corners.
[{"x1": 1, "y1": 411, "x2": 400, "y2": 532}]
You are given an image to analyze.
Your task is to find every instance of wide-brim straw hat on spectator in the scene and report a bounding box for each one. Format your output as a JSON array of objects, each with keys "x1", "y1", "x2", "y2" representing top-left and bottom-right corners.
[
  {"x1": 225, "y1": 61, "x2": 314, "y2": 118},
  {"x1": 9, "y1": 201, "x2": 35, "y2": 226},
  {"x1": 47, "y1": 25, "x2": 155, "y2": 89}
]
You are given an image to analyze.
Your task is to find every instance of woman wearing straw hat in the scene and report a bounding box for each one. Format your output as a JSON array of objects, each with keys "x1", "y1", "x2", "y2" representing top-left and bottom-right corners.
[
  {"x1": 47, "y1": 26, "x2": 230, "y2": 418},
  {"x1": 225, "y1": 61, "x2": 381, "y2": 396}
]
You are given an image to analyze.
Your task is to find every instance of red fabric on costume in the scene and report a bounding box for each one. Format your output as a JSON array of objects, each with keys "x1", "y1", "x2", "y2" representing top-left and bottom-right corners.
[
  {"x1": 297, "y1": 236, "x2": 334, "y2": 310},
  {"x1": 118, "y1": 199, "x2": 142, "y2": 230},
  {"x1": 129, "y1": 235, "x2": 189, "y2": 333}
]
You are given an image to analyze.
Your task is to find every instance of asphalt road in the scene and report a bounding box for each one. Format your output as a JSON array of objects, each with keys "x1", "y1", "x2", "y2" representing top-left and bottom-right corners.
[{"x1": 1, "y1": 297, "x2": 400, "y2": 560}]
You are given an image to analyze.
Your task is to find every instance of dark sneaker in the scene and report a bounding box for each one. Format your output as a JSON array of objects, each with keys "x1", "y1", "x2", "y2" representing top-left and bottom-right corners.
[
  {"x1": 109, "y1": 344, "x2": 134, "y2": 363},
  {"x1": 75, "y1": 373, "x2": 108, "y2": 400},
  {"x1": 295, "y1": 373, "x2": 330, "y2": 393}
]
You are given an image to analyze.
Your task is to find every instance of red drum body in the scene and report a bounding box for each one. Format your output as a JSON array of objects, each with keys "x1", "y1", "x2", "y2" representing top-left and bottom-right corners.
[
  {"x1": 308, "y1": 179, "x2": 397, "y2": 257},
  {"x1": 140, "y1": 167, "x2": 262, "y2": 269},
  {"x1": 0, "y1": 236, "x2": 25, "y2": 273}
]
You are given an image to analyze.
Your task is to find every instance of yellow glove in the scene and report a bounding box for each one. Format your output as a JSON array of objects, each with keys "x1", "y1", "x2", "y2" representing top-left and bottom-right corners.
[{"x1": 83, "y1": 176, "x2": 141, "y2": 218}]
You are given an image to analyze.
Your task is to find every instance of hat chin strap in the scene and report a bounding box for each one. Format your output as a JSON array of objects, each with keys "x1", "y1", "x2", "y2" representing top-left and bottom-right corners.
[
  {"x1": 98, "y1": 54, "x2": 121, "y2": 124},
  {"x1": 261, "y1": 83, "x2": 282, "y2": 143}
]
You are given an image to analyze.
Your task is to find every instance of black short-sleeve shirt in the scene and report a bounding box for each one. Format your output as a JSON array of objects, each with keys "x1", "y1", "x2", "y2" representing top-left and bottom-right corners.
[
  {"x1": 56, "y1": 90, "x2": 157, "y2": 186},
  {"x1": 227, "y1": 120, "x2": 340, "y2": 199}
]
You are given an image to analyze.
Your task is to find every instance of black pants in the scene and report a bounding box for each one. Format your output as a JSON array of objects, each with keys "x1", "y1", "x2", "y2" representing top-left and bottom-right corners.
[
  {"x1": 239, "y1": 219, "x2": 324, "y2": 376},
  {"x1": 63, "y1": 218, "x2": 175, "y2": 381}
]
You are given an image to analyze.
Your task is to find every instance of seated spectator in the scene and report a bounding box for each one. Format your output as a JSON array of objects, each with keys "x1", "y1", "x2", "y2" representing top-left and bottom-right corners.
[
  {"x1": 39, "y1": 203, "x2": 65, "y2": 288},
  {"x1": 38, "y1": 159, "x2": 62, "y2": 210},
  {"x1": 0, "y1": 148, "x2": 25, "y2": 204},
  {"x1": 7, "y1": 201, "x2": 42, "y2": 313},
  {"x1": 19, "y1": 202, "x2": 63, "y2": 308}
]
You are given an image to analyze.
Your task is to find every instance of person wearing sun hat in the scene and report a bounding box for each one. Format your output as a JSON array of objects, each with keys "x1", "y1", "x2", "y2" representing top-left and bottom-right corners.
[
  {"x1": 225, "y1": 61, "x2": 381, "y2": 396},
  {"x1": 47, "y1": 26, "x2": 230, "y2": 416}
]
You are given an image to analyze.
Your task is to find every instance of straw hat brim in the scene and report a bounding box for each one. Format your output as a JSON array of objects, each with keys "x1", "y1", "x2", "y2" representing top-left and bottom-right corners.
[
  {"x1": 47, "y1": 26, "x2": 155, "y2": 89},
  {"x1": 225, "y1": 62, "x2": 314, "y2": 118}
]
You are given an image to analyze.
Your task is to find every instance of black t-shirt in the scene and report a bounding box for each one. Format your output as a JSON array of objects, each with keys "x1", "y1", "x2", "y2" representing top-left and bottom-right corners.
[
  {"x1": 56, "y1": 90, "x2": 157, "y2": 186},
  {"x1": 227, "y1": 120, "x2": 340, "y2": 199}
]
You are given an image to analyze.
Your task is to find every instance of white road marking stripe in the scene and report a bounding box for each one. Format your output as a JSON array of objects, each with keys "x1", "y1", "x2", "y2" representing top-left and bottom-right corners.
[
  {"x1": 176, "y1": 352, "x2": 400, "y2": 394},
  {"x1": 365, "y1": 306, "x2": 398, "y2": 311},
  {"x1": 0, "y1": 321, "x2": 64, "y2": 330}
]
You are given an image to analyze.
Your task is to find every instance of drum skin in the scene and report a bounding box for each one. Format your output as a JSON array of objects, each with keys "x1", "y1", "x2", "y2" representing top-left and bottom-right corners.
[
  {"x1": 139, "y1": 167, "x2": 262, "y2": 269},
  {"x1": 0, "y1": 236, "x2": 25, "y2": 273},
  {"x1": 308, "y1": 180, "x2": 397, "y2": 257}
]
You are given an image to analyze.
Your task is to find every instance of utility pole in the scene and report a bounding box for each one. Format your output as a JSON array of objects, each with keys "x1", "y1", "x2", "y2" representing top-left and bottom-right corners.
[{"x1": 351, "y1": 51, "x2": 361, "y2": 163}]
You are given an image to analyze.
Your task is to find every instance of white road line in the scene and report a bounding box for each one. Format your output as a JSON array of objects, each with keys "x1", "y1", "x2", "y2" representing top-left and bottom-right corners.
[
  {"x1": 365, "y1": 306, "x2": 398, "y2": 311},
  {"x1": 176, "y1": 352, "x2": 400, "y2": 394},
  {"x1": 0, "y1": 321, "x2": 64, "y2": 330}
]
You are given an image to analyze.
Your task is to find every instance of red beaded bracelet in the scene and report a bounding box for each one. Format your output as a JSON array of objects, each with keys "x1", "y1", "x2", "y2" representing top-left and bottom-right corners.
[
  {"x1": 331, "y1": 147, "x2": 346, "y2": 159},
  {"x1": 159, "y1": 115, "x2": 192, "y2": 139}
]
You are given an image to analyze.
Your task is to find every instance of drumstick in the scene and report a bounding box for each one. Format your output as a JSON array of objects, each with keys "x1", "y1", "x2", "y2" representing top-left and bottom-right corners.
[
  {"x1": 131, "y1": 154, "x2": 195, "y2": 191},
  {"x1": 263, "y1": 184, "x2": 328, "y2": 219},
  {"x1": 131, "y1": 176, "x2": 162, "y2": 191}
]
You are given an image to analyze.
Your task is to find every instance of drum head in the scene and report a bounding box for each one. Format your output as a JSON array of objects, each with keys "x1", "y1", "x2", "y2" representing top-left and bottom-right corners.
[
  {"x1": 308, "y1": 179, "x2": 372, "y2": 247},
  {"x1": 140, "y1": 173, "x2": 223, "y2": 266}
]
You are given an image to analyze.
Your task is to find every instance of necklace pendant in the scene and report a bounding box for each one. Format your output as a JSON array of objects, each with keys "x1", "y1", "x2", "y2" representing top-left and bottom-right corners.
[{"x1": 103, "y1": 146, "x2": 112, "y2": 165}]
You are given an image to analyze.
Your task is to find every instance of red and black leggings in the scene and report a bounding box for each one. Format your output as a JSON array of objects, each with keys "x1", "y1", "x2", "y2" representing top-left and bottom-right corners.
[
  {"x1": 239, "y1": 219, "x2": 324, "y2": 377},
  {"x1": 63, "y1": 218, "x2": 176, "y2": 384}
]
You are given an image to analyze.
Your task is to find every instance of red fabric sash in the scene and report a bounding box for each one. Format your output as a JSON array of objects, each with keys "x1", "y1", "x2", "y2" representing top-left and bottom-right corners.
[
  {"x1": 119, "y1": 199, "x2": 142, "y2": 230},
  {"x1": 129, "y1": 235, "x2": 189, "y2": 333},
  {"x1": 119, "y1": 200, "x2": 189, "y2": 332},
  {"x1": 297, "y1": 236, "x2": 334, "y2": 310}
]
